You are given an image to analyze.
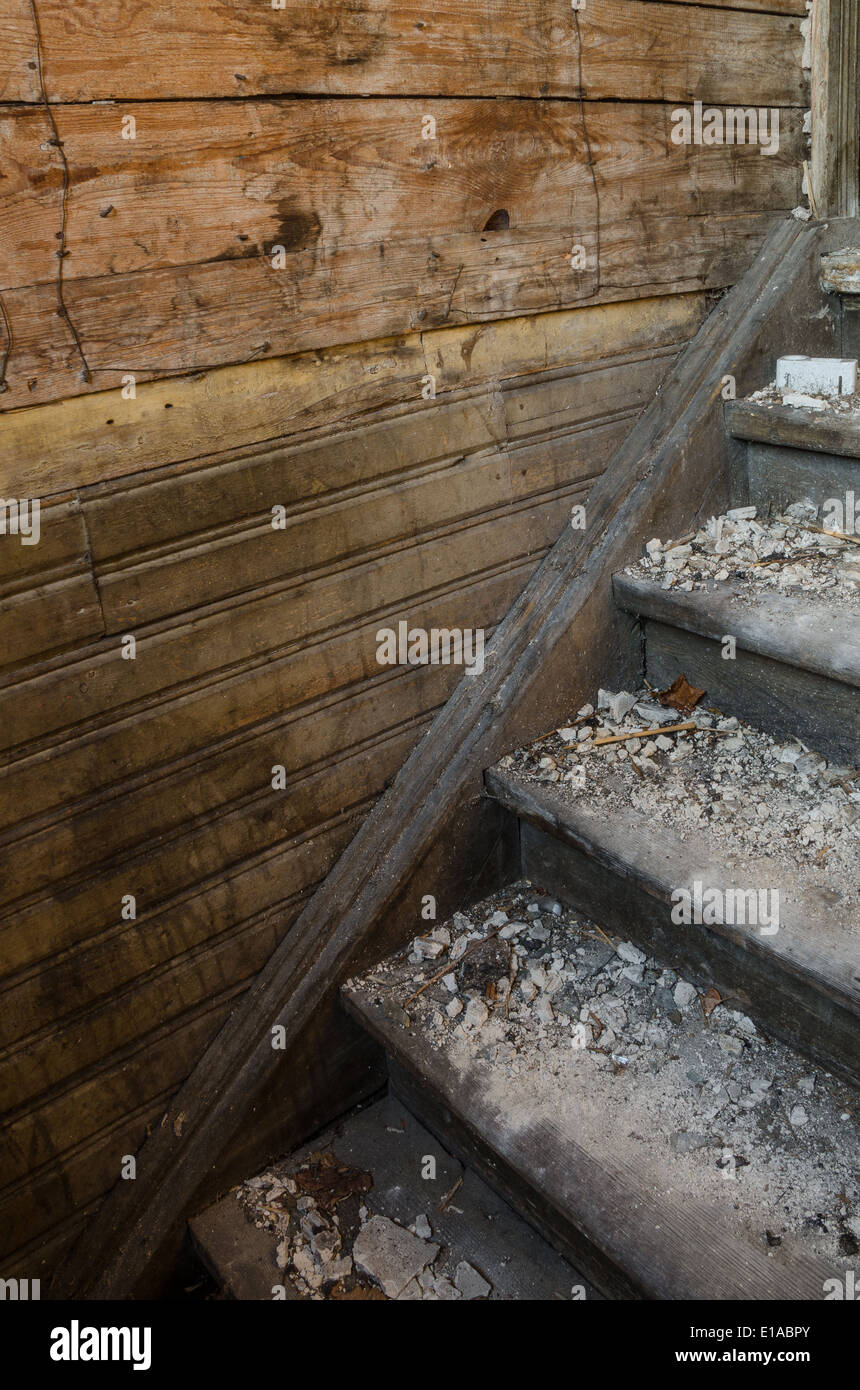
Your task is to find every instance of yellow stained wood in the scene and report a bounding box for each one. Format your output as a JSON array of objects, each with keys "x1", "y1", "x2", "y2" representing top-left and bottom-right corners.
[{"x1": 0, "y1": 294, "x2": 706, "y2": 495}]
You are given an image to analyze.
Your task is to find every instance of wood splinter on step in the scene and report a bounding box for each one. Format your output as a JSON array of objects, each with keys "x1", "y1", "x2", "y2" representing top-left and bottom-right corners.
[{"x1": 591, "y1": 721, "x2": 696, "y2": 746}]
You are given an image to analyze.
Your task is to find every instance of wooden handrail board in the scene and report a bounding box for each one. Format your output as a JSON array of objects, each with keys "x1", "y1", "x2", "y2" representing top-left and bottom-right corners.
[{"x1": 49, "y1": 217, "x2": 845, "y2": 1298}]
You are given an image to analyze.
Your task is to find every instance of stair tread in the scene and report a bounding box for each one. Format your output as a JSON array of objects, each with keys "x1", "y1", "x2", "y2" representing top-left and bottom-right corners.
[
  {"x1": 614, "y1": 572, "x2": 860, "y2": 688},
  {"x1": 344, "y1": 886, "x2": 859, "y2": 1300},
  {"x1": 821, "y1": 248, "x2": 860, "y2": 296},
  {"x1": 727, "y1": 400, "x2": 860, "y2": 458},
  {"x1": 191, "y1": 1094, "x2": 592, "y2": 1300},
  {"x1": 486, "y1": 720, "x2": 859, "y2": 1011}
]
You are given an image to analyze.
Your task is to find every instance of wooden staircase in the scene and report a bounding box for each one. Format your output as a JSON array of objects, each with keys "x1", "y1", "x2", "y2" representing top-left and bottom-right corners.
[
  {"x1": 189, "y1": 241, "x2": 860, "y2": 1302},
  {"x1": 54, "y1": 219, "x2": 860, "y2": 1303},
  {"x1": 343, "y1": 881, "x2": 857, "y2": 1299},
  {"x1": 336, "y1": 264, "x2": 860, "y2": 1301}
]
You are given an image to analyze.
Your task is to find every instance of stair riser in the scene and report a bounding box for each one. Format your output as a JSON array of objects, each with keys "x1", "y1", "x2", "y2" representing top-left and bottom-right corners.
[
  {"x1": 384, "y1": 1057, "x2": 640, "y2": 1300},
  {"x1": 734, "y1": 441, "x2": 860, "y2": 520},
  {"x1": 518, "y1": 819, "x2": 860, "y2": 1088},
  {"x1": 643, "y1": 617, "x2": 860, "y2": 764}
]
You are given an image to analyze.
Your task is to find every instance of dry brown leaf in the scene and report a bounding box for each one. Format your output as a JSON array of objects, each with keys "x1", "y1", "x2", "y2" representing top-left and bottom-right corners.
[
  {"x1": 329, "y1": 1282, "x2": 387, "y2": 1300},
  {"x1": 656, "y1": 673, "x2": 706, "y2": 716},
  {"x1": 702, "y1": 987, "x2": 722, "y2": 1017},
  {"x1": 293, "y1": 1153, "x2": 373, "y2": 1209}
]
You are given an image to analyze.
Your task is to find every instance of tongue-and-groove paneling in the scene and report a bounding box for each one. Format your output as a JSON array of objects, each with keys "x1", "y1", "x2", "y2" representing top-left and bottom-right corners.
[{"x1": 0, "y1": 294, "x2": 706, "y2": 1277}]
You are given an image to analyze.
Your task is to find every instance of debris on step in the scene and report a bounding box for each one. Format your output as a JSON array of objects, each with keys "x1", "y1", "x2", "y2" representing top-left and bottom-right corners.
[
  {"x1": 352, "y1": 1215, "x2": 440, "y2": 1298},
  {"x1": 229, "y1": 1092, "x2": 592, "y2": 1300},
  {"x1": 746, "y1": 381, "x2": 860, "y2": 418},
  {"x1": 495, "y1": 690, "x2": 858, "y2": 890},
  {"x1": 655, "y1": 673, "x2": 706, "y2": 716},
  {"x1": 820, "y1": 247, "x2": 860, "y2": 296},
  {"x1": 454, "y1": 1260, "x2": 493, "y2": 1300},
  {"x1": 346, "y1": 885, "x2": 859, "y2": 1278},
  {"x1": 624, "y1": 503, "x2": 860, "y2": 610}
]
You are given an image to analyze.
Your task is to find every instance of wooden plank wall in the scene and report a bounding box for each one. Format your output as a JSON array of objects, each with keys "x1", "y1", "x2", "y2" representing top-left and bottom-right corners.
[
  {"x1": 0, "y1": 0, "x2": 805, "y2": 411},
  {"x1": 0, "y1": 0, "x2": 807, "y2": 1280}
]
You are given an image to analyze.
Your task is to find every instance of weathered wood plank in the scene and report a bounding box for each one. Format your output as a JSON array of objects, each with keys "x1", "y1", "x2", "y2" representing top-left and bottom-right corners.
[
  {"x1": 0, "y1": 497, "x2": 566, "y2": 756},
  {"x1": 0, "y1": 558, "x2": 544, "y2": 828},
  {"x1": 0, "y1": 215, "x2": 791, "y2": 411},
  {"x1": 660, "y1": 0, "x2": 805, "y2": 8},
  {"x1": 0, "y1": 1202, "x2": 95, "y2": 1286},
  {"x1": 0, "y1": 718, "x2": 432, "y2": 969},
  {"x1": 820, "y1": 246, "x2": 860, "y2": 293},
  {"x1": 810, "y1": 0, "x2": 860, "y2": 218},
  {"x1": 82, "y1": 392, "x2": 506, "y2": 559},
  {"x1": 91, "y1": 418, "x2": 627, "y2": 631},
  {"x1": 614, "y1": 573, "x2": 860, "y2": 690},
  {"x1": 0, "y1": 1094, "x2": 172, "y2": 1259},
  {"x1": 727, "y1": 398, "x2": 860, "y2": 455},
  {"x1": 0, "y1": 990, "x2": 245, "y2": 1191},
  {"x1": 645, "y1": 615, "x2": 860, "y2": 765},
  {"x1": 0, "y1": 563, "x2": 533, "y2": 947},
  {"x1": 739, "y1": 440, "x2": 860, "y2": 517},
  {"x1": 0, "y1": 816, "x2": 355, "y2": 1051},
  {"x1": 80, "y1": 353, "x2": 663, "y2": 569},
  {"x1": 0, "y1": 494, "x2": 85, "y2": 584},
  {"x1": 1, "y1": 99, "x2": 801, "y2": 293},
  {"x1": 0, "y1": 492, "x2": 103, "y2": 669},
  {"x1": 500, "y1": 354, "x2": 672, "y2": 441},
  {"x1": 0, "y1": 571, "x2": 103, "y2": 671},
  {"x1": 0, "y1": 1006, "x2": 381, "y2": 1269},
  {"x1": 0, "y1": 658, "x2": 458, "y2": 912},
  {"x1": 0, "y1": 99, "x2": 802, "y2": 409},
  {"x1": 0, "y1": 0, "x2": 806, "y2": 103},
  {"x1": 1, "y1": 901, "x2": 294, "y2": 1115},
  {"x1": 0, "y1": 293, "x2": 707, "y2": 497}
]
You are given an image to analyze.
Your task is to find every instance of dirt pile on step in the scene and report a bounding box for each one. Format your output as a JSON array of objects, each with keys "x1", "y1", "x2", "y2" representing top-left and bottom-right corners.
[
  {"x1": 350, "y1": 886, "x2": 859, "y2": 1270},
  {"x1": 497, "y1": 690, "x2": 859, "y2": 888},
  {"x1": 236, "y1": 1154, "x2": 494, "y2": 1300},
  {"x1": 623, "y1": 503, "x2": 860, "y2": 607}
]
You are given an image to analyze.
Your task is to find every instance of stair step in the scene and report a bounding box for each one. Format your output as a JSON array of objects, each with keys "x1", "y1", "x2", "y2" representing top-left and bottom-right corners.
[
  {"x1": 613, "y1": 573, "x2": 860, "y2": 764},
  {"x1": 727, "y1": 400, "x2": 860, "y2": 458},
  {"x1": 727, "y1": 401, "x2": 860, "y2": 517},
  {"x1": 821, "y1": 248, "x2": 860, "y2": 296},
  {"x1": 484, "y1": 709, "x2": 859, "y2": 1086},
  {"x1": 343, "y1": 886, "x2": 859, "y2": 1300},
  {"x1": 191, "y1": 1094, "x2": 591, "y2": 1300}
]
